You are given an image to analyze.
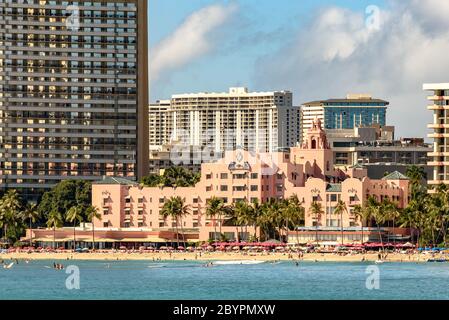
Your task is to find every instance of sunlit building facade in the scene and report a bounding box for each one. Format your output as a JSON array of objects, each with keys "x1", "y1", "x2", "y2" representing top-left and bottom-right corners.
[
  {"x1": 0, "y1": 0, "x2": 149, "y2": 200},
  {"x1": 301, "y1": 94, "x2": 388, "y2": 141},
  {"x1": 424, "y1": 83, "x2": 449, "y2": 187}
]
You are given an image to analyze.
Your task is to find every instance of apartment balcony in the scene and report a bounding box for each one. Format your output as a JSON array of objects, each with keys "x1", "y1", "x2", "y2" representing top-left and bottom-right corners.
[
  {"x1": 427, "y1": 133, "x2": 449, "y2": 139},
  {"x1": 427, "y1": 104, "x2": 449, "y2": 110},
  {"x1": 428, "y1": 180, "x2": 449, "y2": 185},
  {"x1": 427, "y1": 95, "x2": 448, "y2": 101},
  {"x1": 428, "y1": 152, "x2": 449, "y2": 157},
  {"x1": 428, "y1": 124, "x2": 449, "y2": 129},
  {"x1": 428, "y1": 161, "x2": 449, "y2": 166}
]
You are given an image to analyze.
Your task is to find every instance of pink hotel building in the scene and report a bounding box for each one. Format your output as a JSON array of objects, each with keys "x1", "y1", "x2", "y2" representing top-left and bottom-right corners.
[{"x1": 28, "y1": 119, "x2": 411, "y2": 247}]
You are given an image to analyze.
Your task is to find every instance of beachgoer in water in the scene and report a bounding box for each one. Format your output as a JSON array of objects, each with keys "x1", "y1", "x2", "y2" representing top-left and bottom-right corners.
[
  {"x1": 295, "y1": 262, "x2": 299, "y2": 267},
  {"x1": 53, "y1": 262, "x2": 57, "y2": 269}
]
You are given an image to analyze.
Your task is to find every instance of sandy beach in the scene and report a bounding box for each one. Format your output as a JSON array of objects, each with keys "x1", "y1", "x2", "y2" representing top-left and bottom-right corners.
[{"x1": 0, "y1": 251, "x2": 440, "y2": 263}]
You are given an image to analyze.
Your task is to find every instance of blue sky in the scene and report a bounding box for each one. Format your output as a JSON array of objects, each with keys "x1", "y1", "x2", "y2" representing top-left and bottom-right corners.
[
  {"x1": 147, "y1": 0, "x2": 449, "y2": 138},
  {"x1": 149, "y1": 0, "x2": 385, "y2": 100}
]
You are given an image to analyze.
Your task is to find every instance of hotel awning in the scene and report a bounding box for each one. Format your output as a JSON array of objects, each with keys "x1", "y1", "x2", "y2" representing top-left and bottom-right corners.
[
  {"x1": 33, "y1": 237, "x2": 73, "y2": 242},
  {"x1": 96, "y1": 238, "x2": 118, "y2": 243},
  {"x1": 119, "y1": 237, "x2": 168, "y2": 243}
]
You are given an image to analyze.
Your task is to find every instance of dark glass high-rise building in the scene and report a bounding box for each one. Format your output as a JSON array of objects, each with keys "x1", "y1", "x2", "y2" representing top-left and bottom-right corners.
[{"x1": 0, "y1": 0, "x2": 149, "y2": 200}]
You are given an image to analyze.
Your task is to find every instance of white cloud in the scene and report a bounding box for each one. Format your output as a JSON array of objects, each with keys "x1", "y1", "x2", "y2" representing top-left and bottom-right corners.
[
  {"x1": 253, "y1": 0, "x2": 449, "y2": 138},
  {"x1": 150, "y1": 3, "x2": 237, "y2": 83}
]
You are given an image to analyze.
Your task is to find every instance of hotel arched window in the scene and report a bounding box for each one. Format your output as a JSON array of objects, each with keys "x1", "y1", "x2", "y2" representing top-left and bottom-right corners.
[{"x1": 311, "y1": 139, "x2": 317, "y2": 149}]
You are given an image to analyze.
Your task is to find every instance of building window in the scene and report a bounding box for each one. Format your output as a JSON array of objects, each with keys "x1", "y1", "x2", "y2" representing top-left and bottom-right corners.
[
  {"x1": 138, "y1": 197, "x2": 144, "y2": 203},
  {"x1": 251, "y1": 173, "x2": 258, "y2": 179},
  {"x1": 206, "y1": 174, "x2": 212, "y2": 179},
  {"x1": 330, "y1": 194, "x2": 337, "y2": 202},
  {"x1": 220, "y1": 185, "x2": 228, "y2": 191},
  {"x1": 221, "y1": 173, "x2": 228, "y2": 179},
  {"x1": 159, "y1": 198, "x2": 165, "y2": 204},
  {"x1": 138, "y1": 222, "x2": 144, "y2": 227},
  {"x1": 250, "y1": 185, "x2": 258, "y2": 191},
  {"x1": 103, "y1": 222, "x2": 109, "y2": 228},
  {"x1": 193, "y1": 198, "x2": 199, "y2": 203}
]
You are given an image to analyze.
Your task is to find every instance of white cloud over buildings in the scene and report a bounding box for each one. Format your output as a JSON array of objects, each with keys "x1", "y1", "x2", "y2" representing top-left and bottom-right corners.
[
  {"x1": 253, "y1": 0, "x2": 449, "y2": 137},
  {"x1": 150, "y1": 3, "x2": 237, "y2": 83}
]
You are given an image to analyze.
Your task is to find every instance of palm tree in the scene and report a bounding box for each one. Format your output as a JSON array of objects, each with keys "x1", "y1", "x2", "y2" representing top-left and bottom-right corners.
[
  {"x1": 406, "y1": 165, "x2": 426, "y2": 198},
  {"x1": 20, "y1": 203, "x2": 40, "y2": 247},
  {"x1": 308, "y1": 202, "x2": 324, "y2": 245},
  {"x1": 86, "y1": 206, "x2": 101, "y2": 250},
  {"x1": 365, "y1": 196, "x2": 385, "y2": 251},
  {"x1": 47, "y1": 210, "x2": 63, "y2": 249},
  {"x1": 352, "y1": 204, "x2": 366, "y2": 245},
  {"x1": 283, "y1": 195, "x2": 305, "y2": 244},
  {"x1": 66, "y1": 205, "x2": 84, "y2": 251},
  {"x1": 206, "y1": 197, "x2": 226, "y2": 241},
  {"x1": 0, "y1": 190, "x2": 22, "y2": 245},
  {"x1": 250, "y1": 199, "x2": 264, "y2": 241},
  {"x1": 334, "y1": 200, "x2": 348, "y2": 245},
  {"x1": 160, "y1": 196, "x2": 190, "y2": 248},
  {"x1": 383, "y1": 199, "x2": 401, "y2": 245},
  {"x1": 233, "y1": 201, "x2": 252, "y2": 242}
]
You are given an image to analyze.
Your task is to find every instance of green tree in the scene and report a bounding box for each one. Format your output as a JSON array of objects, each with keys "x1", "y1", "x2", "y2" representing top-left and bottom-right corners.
[
  {"x1": 141, "y1": 167, "x2": 200, "y2": 188},
  {"x1": 66, "y1": 205, "x2": 84, "y2": 251},
  {"x1": 352, "y1": 204, "x2": 367, "y2": 244},
  {"x1": 160, "y1": 196, "x2": 190, "y2": 248},
  {"x1": 86, "y1": 206, "x2": 101, "y2": 250},
  {"x1": 308, "y1": 201, "x2": 324, "y2": 245},
  {"x1": 20, "y1": 203, "x2": 40, "y2": 247},
  {"x1": 232, "y1": 201, "x2": 253, "y2": 242},
  {"x1": 206, "y1": 197, "x2": 230, "y2": 241},
  {"x1": 47, "y1": 210, "x2": 63, "y2": 249},
  {"x1": 250, "y1": 199, "x2": 265, "y2": 241},
  {"x1": 334, "y1": 200, "x2": 348, "y2": 245},
  {"x1": 38, "y1": 180, "x2": 91, "y2": 224},
  {"x1": 283, "y1": 195, "x2": 305, "y2": 244},
  {"x1": 365, "y1": 196, "x2": 385, "y2": 251},
  {"x1": 0, "y1": 190, "x2": 23, "y2": 245},
  {"x1": 406, "y1": 165, "x2": 427, "y2": 199}
]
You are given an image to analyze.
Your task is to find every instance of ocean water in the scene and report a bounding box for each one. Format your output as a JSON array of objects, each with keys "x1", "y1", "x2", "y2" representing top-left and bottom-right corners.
[{"x1": 0, "y1": 260, "x2": 449, "y2": 300}]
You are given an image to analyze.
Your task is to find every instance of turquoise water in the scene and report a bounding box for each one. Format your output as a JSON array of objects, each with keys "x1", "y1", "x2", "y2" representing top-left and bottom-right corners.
[{"x1": 1, "y1": 260, "x2": 449, "y2": 300}]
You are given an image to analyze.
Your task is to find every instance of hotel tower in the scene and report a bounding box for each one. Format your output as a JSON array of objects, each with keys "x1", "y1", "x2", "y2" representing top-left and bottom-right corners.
[
  {"x1": 152, "y1": 87, "x2": 300, "y2": 153},
  {"x1": 424, "y1": 83, "x2": 449, "y2": 187},
  {"x1": 0, "y1": 0, "x2": 149, "y2": 200}
]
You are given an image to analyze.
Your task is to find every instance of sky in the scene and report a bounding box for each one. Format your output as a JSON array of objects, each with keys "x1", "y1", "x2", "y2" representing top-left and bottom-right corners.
[{"x1": 148, "y1": 0, "x2": 449, "y2": 138}]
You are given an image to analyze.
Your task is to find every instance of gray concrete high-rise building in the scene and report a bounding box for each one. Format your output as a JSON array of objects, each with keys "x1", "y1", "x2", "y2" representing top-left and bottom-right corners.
[{"x1": 0, "y1": 0, "x2": 149, "y2": 200}]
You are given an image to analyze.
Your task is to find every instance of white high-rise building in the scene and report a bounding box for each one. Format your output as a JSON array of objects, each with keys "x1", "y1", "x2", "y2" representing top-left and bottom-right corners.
[
  {"x1": 424, "y1": 83, "x2": 449, "y2": 187},
  {"x1": 149, "y1": 100, "x2": 170, "y2": 150},
  {"x1": 151, "y1": 87, "x2": 300, "y2": 153}
]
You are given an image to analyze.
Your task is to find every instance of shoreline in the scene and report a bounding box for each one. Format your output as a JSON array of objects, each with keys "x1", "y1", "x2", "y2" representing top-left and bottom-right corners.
[{"x1": 0, "y1": 252, "x2": 440, "y2": 263}]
